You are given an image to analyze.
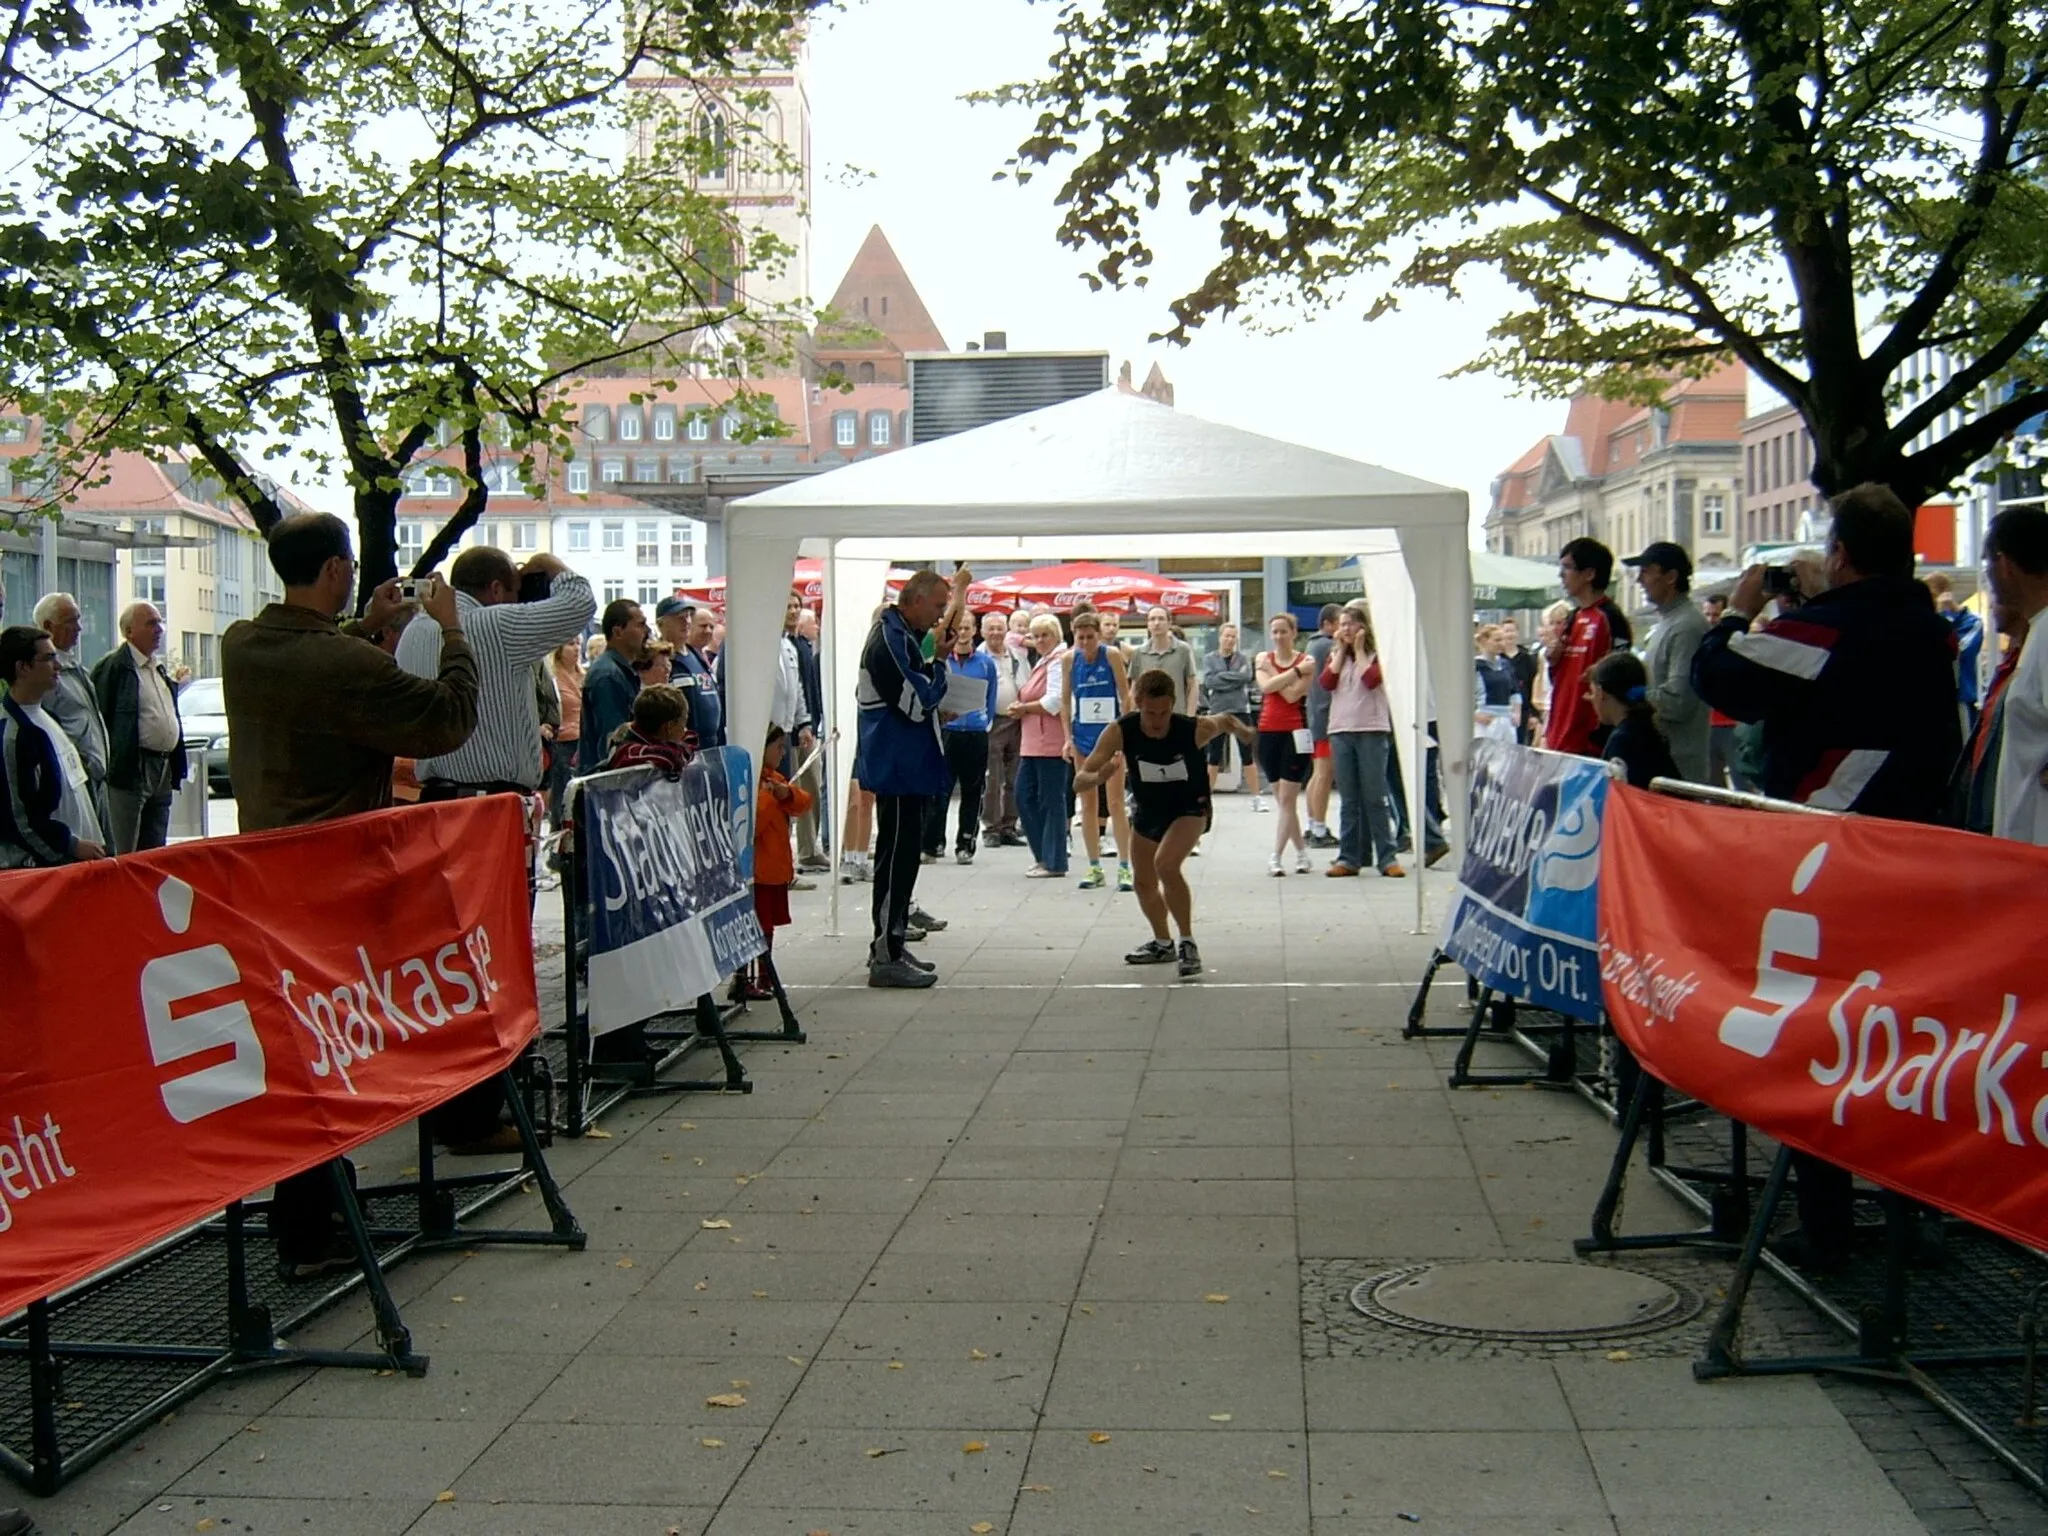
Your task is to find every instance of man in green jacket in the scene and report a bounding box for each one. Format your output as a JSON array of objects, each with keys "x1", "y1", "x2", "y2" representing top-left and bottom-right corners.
[{"x1": 222, "y1": 511, "x2": 480, "y2": 1277}]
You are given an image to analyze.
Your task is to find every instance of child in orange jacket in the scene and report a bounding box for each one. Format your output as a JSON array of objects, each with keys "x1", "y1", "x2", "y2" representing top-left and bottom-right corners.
[{"x1": 748, "y1": 724, "x2": 812, "y2": 998}]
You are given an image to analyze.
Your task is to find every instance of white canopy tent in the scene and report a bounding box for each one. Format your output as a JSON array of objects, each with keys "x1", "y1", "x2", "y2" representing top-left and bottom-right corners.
[{"x1": 723, "y1": 388, "x2": 1473, "y2": 934}]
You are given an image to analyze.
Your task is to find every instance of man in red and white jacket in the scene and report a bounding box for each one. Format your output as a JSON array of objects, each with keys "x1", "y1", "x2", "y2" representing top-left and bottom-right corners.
[{"x1": 1543, "y1": 538, "x2": 1634, "y2": 757}]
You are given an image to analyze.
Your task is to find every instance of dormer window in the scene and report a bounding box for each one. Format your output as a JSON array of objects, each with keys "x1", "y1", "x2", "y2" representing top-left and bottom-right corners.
[{"x1": 582, "y1": 404, "x2": 611, "y2": 442}]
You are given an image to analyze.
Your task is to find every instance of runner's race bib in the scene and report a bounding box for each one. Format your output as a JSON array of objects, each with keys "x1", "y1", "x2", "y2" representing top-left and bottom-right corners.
[
  {"x1": 1292, "y1": 728, "x2": 1313, "y2": 754},
  {"x1": 1078, "y1": 697, "x2": 1116, "y2": 724},
  {"x1": 1138, "y1": 758, "x2": 1190, "y2": 783}
]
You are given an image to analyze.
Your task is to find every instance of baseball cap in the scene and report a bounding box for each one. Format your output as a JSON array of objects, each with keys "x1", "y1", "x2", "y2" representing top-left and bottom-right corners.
[
  {"x1": 1623, "y1": 541, "x2": 1693, "y2": 579},
  {"x1": 653, "y1": 595, "x2": 691, "y2": 620}
]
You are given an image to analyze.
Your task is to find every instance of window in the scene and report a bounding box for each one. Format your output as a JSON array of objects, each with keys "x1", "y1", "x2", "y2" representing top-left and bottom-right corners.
[
  {"x1": 686, "y1": 412, "x2": 710, "y2": 442},
  {"x1": 667, "y1": 457, "x2": 694, "y2": 484},
  {"x1": 1702, "y1": 493, "x2": 1726, "y2": 535},
  {"x1": 634, "y1": 456, "x2": 660, "y2": 482},
  {"x1": 653, "y1": 405, "x2": 677, "y2": 441},
  {"x1": 603, "y1": 579, "x2": 624, "y2": 604},
  {"x1": 701, "y1": 105, "x2": 730, "y2": 183},
  {"x1": 857, "y1": 361, "x2": 876, "y2": 384},
  {"x1": 0, "y1": 418, "x2": 27, "y2": 443},
  {"x1": 638, "y1": 581, "x2": 661, "y2": 607},
  {"x1": 582, "y1": 404, "x2": 610, "y2": 442},
  {"x1": 566, "y1": 461, "x2": 590, "y2": 494},
  {"x1": 635, "y1": 521, "x2": 659, "y2": 566},
  {"x1": 601, "y1": 521, "x2": 625, "y2": 552},
  {"x1": 400, "y1": 464, "x2": 453, "y2": 497},
  {"x1": 670, "y1": 522, "x2": 694, "y2": 565},
  {"x1": 600, "y1": 458, "x2": 626, "y2": 483},
  {"x1": 567, "y1": 521, "x2": 590, "y2": 552},
  {"x1": 721, "y1": 411, "x2": 741, "y2": 442},
  {"x1": 397, "y1": 520, "x2": 426, "y2": 564},
  {"x1": 134, "y1": 573, "x2": 166, "y2": 606},
  {"x1": 869, "y1": 412, "x2": 891, "y2": 447},
  {"x1": 485, "y1": 461, "x2": 521, "y2": 494},
  {"x1": 512, "y1": 522, "x2": 538, "y2": 552},
  {"x1": 834, "y1": 412, "x2": 857, "y2": 447},
  {"x1": 619, "y1": 406, "x2": 643, "y2": 442}
]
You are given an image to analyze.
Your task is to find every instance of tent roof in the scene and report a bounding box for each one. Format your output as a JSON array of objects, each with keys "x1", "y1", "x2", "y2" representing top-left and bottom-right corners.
[{"x1": 728, "y1": 389, "x2": 1466, "y2": 541}]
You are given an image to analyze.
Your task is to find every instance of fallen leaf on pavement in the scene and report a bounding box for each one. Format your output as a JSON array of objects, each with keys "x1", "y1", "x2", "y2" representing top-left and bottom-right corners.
[
  {"x1": 962, "y1": 1440, "x2": 986, "y2": 1454},
  {"x1": 1088, "y1": 1432, "x2": 1111, "y2": 1444},
  {"x1": 971, "y1": 1524, "x2": 995, "y2": 1534},
  {"x1": 705, "y1": 1393, "x2": 746, "y2": 1408},
  {"x1": 700, "y1": 1438, "x2": 724, "y2": 1448},
  {"x1": 1208, "y1": 1413, "x2": 1233, "y2": 1422},
  {"x1": 1204, "y1": 1293, "x2": 1230, "y2": 1303},
  {"x1": 888, "y1": 1360, "x2": 905, "y2": 1370},
  {"x1": 701, "y1": 1218, "x2": 733, "y2": 1230},
  {"x1": 584, "y1": 1127, "x2": 613, "y2": 1139},
  {"x1": 616, "y1": 1259, "x2": 635, "y2": 1269},
  {"x1": 434, "y1": 1491, "x2": 457, "y2": 1503},
  {"x1": 1605, "y1": 1349, "x2": 1632, "y2": 1362},
  {"x1": 969, "y1": 1348, "x2": 988, "y2": 1360}
]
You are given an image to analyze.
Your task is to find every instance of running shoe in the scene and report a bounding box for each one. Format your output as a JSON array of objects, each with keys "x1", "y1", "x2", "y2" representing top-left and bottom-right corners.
[
  {"x1": 956, "y1": 846, "x2": 975, "y2": 865},
  {"x1": 1177, "y1": 938, "x2": 1203, "y2": 978},
  {"x1": 840, "y1": 859, "x2": 862, "y2": 885},
  {"x1": 905, "y1": 922, "x2": 930, "y2": 942},
  {"x1": 1125, "y1": 937, "x2": 1176, "y2": 965},
  {"x1": 1269, "y1": 856, "x2": 1285, "y2": 877},
  {"x1": 910, "y1": 907, "x2": 946, "y2": 930},
  {"x1": 1078, "y1": 864, "x2": 1106, "y2": 890},
  {"x1": 1295, "y1": 849, "x2": 1312, "y2": 874},
  {"x1": 868, "y1": 958, "x2": 937, "y2": 989},
  {"x1": 1117, "y1": 863, "x2": 1134, "y2": 892},
  {"x1": 900, "y1": 949, "x2": 936, "y2": 973},
  {"x1": 1252, "y1": 794, "x2": 1270, "y2": 812}
]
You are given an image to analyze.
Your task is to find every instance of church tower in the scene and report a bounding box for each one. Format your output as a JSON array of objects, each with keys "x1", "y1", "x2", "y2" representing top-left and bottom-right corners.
[{"x1": 629, "y1": 33, "x2": 813, "y2": 357}]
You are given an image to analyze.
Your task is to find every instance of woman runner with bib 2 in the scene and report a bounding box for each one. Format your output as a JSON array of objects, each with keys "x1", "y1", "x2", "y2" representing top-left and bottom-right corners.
[
  {"x1": 1062, "y1": 610, "x2": 1134, "y2": 890},
  {"x1": 1073, "y1": 670, "x2": 1256, "y2": 978}
]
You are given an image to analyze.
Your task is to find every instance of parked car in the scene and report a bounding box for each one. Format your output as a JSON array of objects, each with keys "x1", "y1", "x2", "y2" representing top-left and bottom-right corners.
[{"x1": 177, "y1": 676, "x2": 232, "y2": 797}]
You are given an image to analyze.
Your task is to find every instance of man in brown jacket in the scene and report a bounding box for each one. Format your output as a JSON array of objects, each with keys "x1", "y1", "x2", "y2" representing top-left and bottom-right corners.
[
  {"x1": 225, "y1": 513, "x2": 478, "y2": 831},
  {"x1": 222, "y1": 511, "x2": 481, "y2": 1277}
]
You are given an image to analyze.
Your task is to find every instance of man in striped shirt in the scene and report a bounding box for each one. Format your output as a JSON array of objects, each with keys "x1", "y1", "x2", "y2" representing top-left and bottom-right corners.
[{"x1": 396, "y1": 547, "x2": 594, "y2": 799}]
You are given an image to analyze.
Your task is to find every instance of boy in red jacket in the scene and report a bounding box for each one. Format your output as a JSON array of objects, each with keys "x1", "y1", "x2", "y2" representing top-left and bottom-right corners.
[{"x1": 748, "y1": 724, "x2": 812, "y2": 999}]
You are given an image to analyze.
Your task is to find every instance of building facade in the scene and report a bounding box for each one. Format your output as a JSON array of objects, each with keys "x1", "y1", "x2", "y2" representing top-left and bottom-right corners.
[{"x1": 1486, "y1": 363, "x2": 1748, "y2": 582}]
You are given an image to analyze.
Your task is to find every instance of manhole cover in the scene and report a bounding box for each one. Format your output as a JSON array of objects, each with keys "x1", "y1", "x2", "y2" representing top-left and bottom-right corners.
[{"x1": 1350, "y1": 1259, "x2": 1700, "y2": 1342}]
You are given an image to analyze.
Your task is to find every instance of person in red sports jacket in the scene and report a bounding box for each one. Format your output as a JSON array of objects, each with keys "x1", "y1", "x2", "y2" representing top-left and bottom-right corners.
[{"x1": 1544, "y1": 537, "x2": 1634, "y2": 757}]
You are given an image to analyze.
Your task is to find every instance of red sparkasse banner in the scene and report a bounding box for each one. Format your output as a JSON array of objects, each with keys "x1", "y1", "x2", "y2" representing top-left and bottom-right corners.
[
  {"x1": 1598, "y1": 784, "x2": 2048, "y2": 1252},
  {"x1": 0, "y1": 797, "x2": 538, "y2": 1317}
]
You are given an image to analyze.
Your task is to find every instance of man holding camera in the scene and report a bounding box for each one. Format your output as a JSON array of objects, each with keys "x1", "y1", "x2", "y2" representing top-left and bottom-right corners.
[
  {"x1": 1692, "y1": 482, "x2": 1960, "y2": 1272},
  {"x1": 396, "y1": 548, "x2": 594, "y2": 805}
]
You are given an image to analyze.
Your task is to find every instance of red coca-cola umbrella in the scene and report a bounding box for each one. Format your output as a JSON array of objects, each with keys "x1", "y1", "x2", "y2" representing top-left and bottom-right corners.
[
  {"x1": 674, "y1": 558, "x2": 917, "y2": 614},
  {"x1": 966, "y1": 562, "x2": 1220, "y2": 621}
]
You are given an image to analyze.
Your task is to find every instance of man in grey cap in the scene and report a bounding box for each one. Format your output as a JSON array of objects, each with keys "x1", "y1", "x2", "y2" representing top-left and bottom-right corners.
[{"x1": 1624, "y1": 541, "x2": 1710, "y2": 781}]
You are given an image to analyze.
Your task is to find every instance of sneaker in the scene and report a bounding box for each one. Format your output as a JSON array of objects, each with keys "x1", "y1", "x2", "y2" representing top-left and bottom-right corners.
[
  {"x1": 868, "y1": 958, "x2": 937, "y2": 989},
  {"x1": 1176, "y1": 938, "x2": 1203, "y2": 978},
  {"x1": 1380, "y1": 862, "x2": 1408, "y2": 879},
  {"x1": 956, "y1": 845, "x2": 975, "y2": 866},
  {"x1": 900, "y1": 949, "x2": 936, "y2": 973},
  {"x1": 1117, "y1": 863, "x2": 1134, "y2": 892},
  {"x1": 797, "y1": 856, "x2": 831, "y2": 873},
  {"x1": 919, "y1": 852, "x2": 940, "y2": 865},
  {"x1": 1124, "y1": 937, "x2": 1176, "y2": 964},
  {"x1": 1251, "y1": 794, "x2": 1270, "y2": 813},
  {"x1": 840, "y1": 860, "x2": 862, "y2": 885},
  {"x1": 999, "y1": 832, "x2": 1030, "y2": 847},
  {"x1": 1295, "y1": 849, "x2": 1312, "y2": 874},
  {"x1": 910, "y1": 907, "x2": 947, "y2": 931},
  {"x1": 1269, "y1": 856, "x2": 1285, "y2": 877},
  {"x1": 1307, "y1": 827, "x2": 1338, "y2": 848},
  {"x1": 905, "y1": 922, "x2": 930, "y2": 943},
  {"x1": 1325, "y1": 863, "x2": 1360, "y2": 877},
  {"x1": 277, "y1": 1234, "x2": 359, "y2": 1282},
  {"x1": 1078, "y1": 864, "x2": 1106, "y2": 890}
]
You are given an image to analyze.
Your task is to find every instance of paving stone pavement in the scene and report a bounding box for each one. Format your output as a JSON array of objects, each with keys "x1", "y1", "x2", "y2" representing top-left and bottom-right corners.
[{"x1": 24, "y1": 795, "x2": 2048, "y2": 1534}]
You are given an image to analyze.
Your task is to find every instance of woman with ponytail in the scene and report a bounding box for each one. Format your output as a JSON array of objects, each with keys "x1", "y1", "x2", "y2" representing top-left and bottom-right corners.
[{"x1": 1588, "y1": 652, "x2": 1679, "y2": 790}]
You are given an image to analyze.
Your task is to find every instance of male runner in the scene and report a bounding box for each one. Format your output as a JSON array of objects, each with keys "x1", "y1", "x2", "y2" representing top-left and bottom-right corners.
[{"x1": 1073, "y1": 670, "x2": 1255, "y2": 978}]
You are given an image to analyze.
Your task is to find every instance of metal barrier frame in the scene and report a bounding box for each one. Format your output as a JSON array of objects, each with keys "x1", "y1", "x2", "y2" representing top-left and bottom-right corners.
[
  {"x1": 0, "y1": 1069, "x2": 584, "y2": 1495},
  {"x1": 1575, "y1": 776, "x2": 2048, "y2": 1493}
]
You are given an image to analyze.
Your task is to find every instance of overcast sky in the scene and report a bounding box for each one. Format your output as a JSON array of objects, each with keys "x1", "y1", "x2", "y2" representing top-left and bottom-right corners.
[{"x1": 806, "y1": 0, "x2": 1563, "y2": 539}]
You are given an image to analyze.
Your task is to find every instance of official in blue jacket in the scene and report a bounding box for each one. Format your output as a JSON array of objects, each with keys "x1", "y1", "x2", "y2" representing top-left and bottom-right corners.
[{"x1": 856, "y1": 566, "x2": 970, "y2": 986}]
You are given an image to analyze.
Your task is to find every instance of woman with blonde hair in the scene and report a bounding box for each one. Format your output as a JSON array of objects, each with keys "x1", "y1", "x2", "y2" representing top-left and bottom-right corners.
[{"x1": 1007, "y1": 612, "x2": 1071, "y2": 877}]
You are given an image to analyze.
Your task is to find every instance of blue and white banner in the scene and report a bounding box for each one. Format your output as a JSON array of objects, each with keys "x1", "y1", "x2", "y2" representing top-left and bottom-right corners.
[
  {"x1": 1440, "y1": 740, "x2": 1610, "y2": 1020},
  {"x1": 580, "y1": 747, "x2": 765, "y2": 1039}
]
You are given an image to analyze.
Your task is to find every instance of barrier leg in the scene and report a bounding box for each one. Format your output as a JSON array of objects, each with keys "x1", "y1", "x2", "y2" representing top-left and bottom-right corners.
[
  {"x1": 26, "y1": 1301, "x2": 59, "y2": 1495},
  {"x1": 1576, "y1": 1076, "x2": 1738, "y2": 1256},
  {"x1": 1448, "y1": 987, "x2": 1566, "y2": 1089},
  {"x1": 1694, "y1": 1144, "x2": 1794, "y2": 1379},
  {"x1": 328, "y1": 1160, "x2": 421, "y2": 1370},
  {"x1": 1404, "y1": 948, "x2": 1463, "y2": 1038},
  {"x1": 691, "y1": 993, "x2": 752, "y2": 1091},
  {"x1": 720, "y1": 951, "x2": 807, "y2": 1044},
  {"x1": 224, "y1": 1201, "x2": 274, "y2": 1360},
  {"x1": 416, "y1": 1124, "x2": 457, "y2": 1242},
  {"x1": 502, "y1": 1069, "x2": 585, "y2": 1244}
]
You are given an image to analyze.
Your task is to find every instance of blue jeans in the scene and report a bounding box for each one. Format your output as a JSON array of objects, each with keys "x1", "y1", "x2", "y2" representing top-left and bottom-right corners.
[
  {"x1": 1016, "y1": 756, "x2": 1070, "y2": 873},
  {"x1": 1331, "y1": 731, "x2": 1399, "y2": 871}
]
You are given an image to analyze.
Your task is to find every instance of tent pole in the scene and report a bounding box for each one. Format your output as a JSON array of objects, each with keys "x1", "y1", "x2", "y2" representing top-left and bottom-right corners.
[
  {"x1": 1411, "y1": 604, "x2": 1427, "y2": 936},
  {"x1": 824, "y1": 543, "x2": 841, "y2": 939}
]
